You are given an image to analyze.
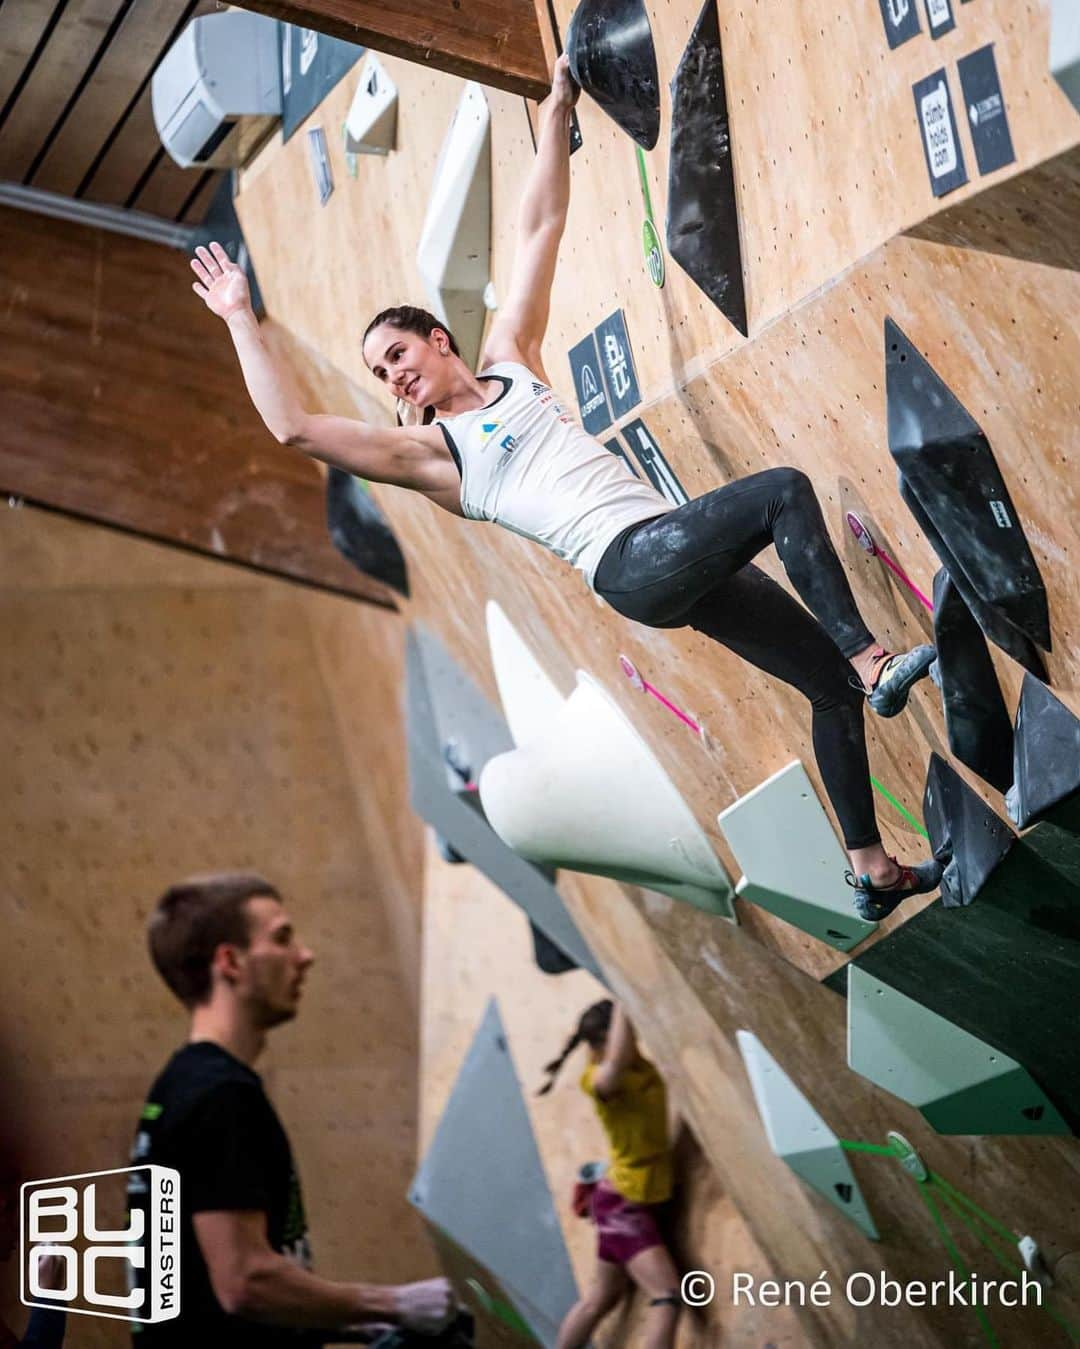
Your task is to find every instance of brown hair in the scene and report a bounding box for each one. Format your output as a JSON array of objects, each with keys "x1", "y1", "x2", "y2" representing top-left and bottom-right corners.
[
  {"x1": 537, "y1": 999, "x2": 613, "y2": 1096},
  {"x1": 362, "y1": 305, "x2": 461, "y2": 358},
  {"x1": 148, "y1": 872, "x2": 280, "y2": 1008},
  {"x1": 362, "y1": 306, "x2": 461, "y2": 428}
]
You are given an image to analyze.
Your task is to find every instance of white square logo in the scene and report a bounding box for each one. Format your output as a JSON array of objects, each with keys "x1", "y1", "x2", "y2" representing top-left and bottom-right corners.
[{"x1": 21, "y1": 1166, "x2": 180, "y2": 1324}]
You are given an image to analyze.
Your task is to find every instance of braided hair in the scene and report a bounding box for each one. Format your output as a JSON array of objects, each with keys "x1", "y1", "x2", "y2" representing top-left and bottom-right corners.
[
  {"x1": 362, "y1": 305, "x2": 461, "y2": 428},
  {"x1": 536, "y1": 999, "x2": 614, "y2": 1096}
]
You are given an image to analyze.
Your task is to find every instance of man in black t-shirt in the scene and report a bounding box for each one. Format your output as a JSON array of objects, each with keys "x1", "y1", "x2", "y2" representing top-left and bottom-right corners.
[{"x1": 131, "y1": 872, "x2": 452, "y2": 1346}]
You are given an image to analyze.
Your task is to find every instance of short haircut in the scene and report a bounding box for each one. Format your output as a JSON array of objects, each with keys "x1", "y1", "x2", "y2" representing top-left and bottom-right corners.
[{"x1": 148, "y1": 872, "x2": 280, "y2": 1008}]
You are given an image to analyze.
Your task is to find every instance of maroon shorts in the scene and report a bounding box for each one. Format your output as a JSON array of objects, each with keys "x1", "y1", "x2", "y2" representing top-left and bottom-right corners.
[{"x1": 590, "y1": 1179, "x2": 664, "y2": 1265}]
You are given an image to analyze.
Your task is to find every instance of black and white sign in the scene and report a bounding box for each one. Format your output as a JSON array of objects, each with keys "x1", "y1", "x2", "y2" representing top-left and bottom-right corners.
[
  {"x1": 912, "y1": 69, "x2": 968, "y2": 197},
  {"x1": 604, "y1": 437, "x2": 641, "y2": 477},
  {"x1": 878, "y1": 0, "x2": 921, "y2": 49},
  {"x1": 568, "y1": 334, "x2": 612, "y2": 435},
  {"x1": 621, "y1": 420, "x2": 688, "y2": 505},
  {"x1": 306, "y1": 127, "x2": 334, "y2": 204},
  {"x1": 280, "y1": 23, "x2": 364, "y2": 141},
  {"x1": 594, "y1": 310, "x2": 642, "y2": 421},
  {"x1": 924, "y1": 0, "x2": 955, "y2": 38},
  {"x1": 958, "y1": 44, "x2": 1015, "y2": 175}
]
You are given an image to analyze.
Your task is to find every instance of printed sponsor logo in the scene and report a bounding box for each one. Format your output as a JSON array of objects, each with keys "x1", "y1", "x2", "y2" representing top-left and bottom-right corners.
[
  {"x1": 299, "y1": 28, "x2": 319, "y2": 76},
  {"x1": 602, "y1": 333, "x2": 632, "y2": 402},
  {"x1": 925, "y1": 0, "x2": 950, "y2": 28},
  {"x1": 20, "y1": 1167, "x2": 180, "y2": 1324},
  {"x1": 968, "y1": 93, "x2": 1003, "y2": 127},
  {"x1": 920, "y1": 80, "x2": 958, "y2": 178},
  {"x1": 579, "y1": 364, "x2": 605, "y2": 417}
]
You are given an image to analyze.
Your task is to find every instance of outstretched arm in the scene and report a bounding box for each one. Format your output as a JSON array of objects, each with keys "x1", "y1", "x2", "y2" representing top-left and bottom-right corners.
[
  {"x1": 592, "y1": 1004, "x2": 638, "y2": 1100},
  {"x1": 190, "y1": 244, "x2": 441, "y2": 491},
  {"x1": 481, "y1": 55, "x2": 578, "y2": 374}
]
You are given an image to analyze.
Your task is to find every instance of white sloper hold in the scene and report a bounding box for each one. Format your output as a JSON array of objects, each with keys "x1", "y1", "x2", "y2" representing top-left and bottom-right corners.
[{"x1": 479, "y1": 647, "x2": 735, "y2": 919}]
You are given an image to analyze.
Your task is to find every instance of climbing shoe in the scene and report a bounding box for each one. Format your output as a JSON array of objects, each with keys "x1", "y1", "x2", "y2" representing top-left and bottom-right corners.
[
  {"x1": 845, "y1": 856, "x2": 944, "y2": 922},
  {"x1": 867, "y1": 644, "x2": 937, "y2": 718}
]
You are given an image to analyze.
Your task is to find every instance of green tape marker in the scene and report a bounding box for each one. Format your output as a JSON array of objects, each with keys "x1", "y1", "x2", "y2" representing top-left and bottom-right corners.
[
  {"x1": 636, "y1": 145, "x2": 664, "y2": 287},
  {"x1": 871, "y1": 776, "x2": 930, "y2": 839},
  {"x1": 465, "y1": 1279, "x2": 538, "y2": 1340}
]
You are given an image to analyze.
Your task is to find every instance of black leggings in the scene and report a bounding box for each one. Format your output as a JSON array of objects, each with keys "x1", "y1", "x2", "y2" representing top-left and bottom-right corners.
[{"x1": 592, "y1": 467, "x2": 880, "y2": 849}]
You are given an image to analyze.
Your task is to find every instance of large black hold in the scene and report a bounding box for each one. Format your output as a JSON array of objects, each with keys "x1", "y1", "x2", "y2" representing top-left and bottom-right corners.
[
  {"x1": 932, "y1": 568, "x2": 1014, "y2": 793},
  {"x1": 566, "y1": 0, "x2": 660, "y2": 149},
  {"x1": 899, "y1": 480, "x2": 1047, "y2": 680},
  {"x1": 666, "y1": 0, "x2": 747, "y2": 336},
  {"x1": 923, "y1": 752, "x2": 1015, "y2": 907},
  {"x1": 530, "y1": 922, "x2": 580, "y2": 974},
  {"x1": 1008, "y1": 674, "x2": 1080, "y2": 830},
  {"x1": 886, "y1": 318, "x2": 1051, "y2": 654},
  {"x1": 326, "y1": 467, "x2": 409, "y2": 596}
]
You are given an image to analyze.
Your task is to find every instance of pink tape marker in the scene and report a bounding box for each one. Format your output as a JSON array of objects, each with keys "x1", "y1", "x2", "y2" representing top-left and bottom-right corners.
[
  {"x1": 846, "y1": 512, "x2": 933, "y2": 614},
  {"x1": 619, "y1": 655, "x2": 702, "y2": 735}
]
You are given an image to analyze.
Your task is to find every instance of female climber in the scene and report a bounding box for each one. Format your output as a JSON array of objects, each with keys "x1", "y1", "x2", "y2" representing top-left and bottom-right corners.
[
  {"x1": 538, "y1": 999, "x2": 680, "y2": 1349},
  {"x1": 191, "y1": 54, "x2": 940, "y2": 920}
]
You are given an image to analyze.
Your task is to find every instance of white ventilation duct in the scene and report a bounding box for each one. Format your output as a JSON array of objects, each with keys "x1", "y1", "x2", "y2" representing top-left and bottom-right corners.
[{"x1": 152, "y1": 11, "x2": 281, "y2": 170}]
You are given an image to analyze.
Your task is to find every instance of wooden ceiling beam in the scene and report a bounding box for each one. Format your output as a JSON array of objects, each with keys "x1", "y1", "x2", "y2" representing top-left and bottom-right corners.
[{"x1": 234, "y1": 0, "x2": 554, "y2": 101}]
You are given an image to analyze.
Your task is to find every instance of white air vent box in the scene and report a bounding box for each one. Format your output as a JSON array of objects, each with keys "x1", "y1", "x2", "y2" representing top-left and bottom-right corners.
[{"x1": 152, "y1": 11, "x2": 281, "y2": 170}]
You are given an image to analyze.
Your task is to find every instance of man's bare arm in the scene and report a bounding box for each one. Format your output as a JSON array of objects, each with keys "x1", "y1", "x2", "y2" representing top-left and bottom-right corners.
[{"x1": 194, "y1": 1210, "x2": 452, "y2": 1333}]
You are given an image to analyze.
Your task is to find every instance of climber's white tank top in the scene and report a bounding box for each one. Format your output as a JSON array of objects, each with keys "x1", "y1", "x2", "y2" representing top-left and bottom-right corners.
[{"x1": 434, "y1": 362, "x2": 674, "y2": 587}]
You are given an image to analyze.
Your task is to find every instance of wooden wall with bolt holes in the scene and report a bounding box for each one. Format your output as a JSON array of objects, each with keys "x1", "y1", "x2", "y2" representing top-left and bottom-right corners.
[
  {"x1": 0, "y1": 505, "x2": 430, "y2": 1347},
  {"x1": 222, "y1": 7, "x2": 1080, "y2": 1344}
]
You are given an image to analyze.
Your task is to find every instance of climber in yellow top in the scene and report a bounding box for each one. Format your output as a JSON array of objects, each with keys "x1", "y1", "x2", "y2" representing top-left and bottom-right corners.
[
  {"x1": 190, "y1": 55, "x2": 940, "y2": 921},
  {"x1": 538, "y1": 999, "x2": 679, "y2": 1349}
]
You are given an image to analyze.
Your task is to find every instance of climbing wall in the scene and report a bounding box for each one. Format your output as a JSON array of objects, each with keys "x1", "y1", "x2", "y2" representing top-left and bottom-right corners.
[{"x1": 233, "y1": 0, "x2": 1080, "y2": 1341}]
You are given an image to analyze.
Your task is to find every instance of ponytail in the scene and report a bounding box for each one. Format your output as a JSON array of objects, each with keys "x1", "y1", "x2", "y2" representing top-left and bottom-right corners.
[
  {"x1": 536, "y1": 998, "x2": 614, "y2": 1096},
  {"x1": 536, "y1": 1031, "x2": 583, "y2": 1096}
]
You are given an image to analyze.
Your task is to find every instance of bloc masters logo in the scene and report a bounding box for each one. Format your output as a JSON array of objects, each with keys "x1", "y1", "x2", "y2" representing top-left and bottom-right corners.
[{"x1": 21, "y1": 1166, "x2": 180, "y2": 1324}]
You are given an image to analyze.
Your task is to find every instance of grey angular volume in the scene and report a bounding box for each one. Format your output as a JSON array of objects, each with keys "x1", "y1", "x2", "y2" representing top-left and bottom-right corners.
[
  {"x1": 566, "y1": 0, "x2": 660, "y2": 149},
  {"x1": 899, "y1": 479, "x2": 1046, "y2": 680},
  {"x1": 666, "y1": 0, "x2": 747, "y2": 336},
  {"x1": 1008, "y1": 674, "x2": 1080, "y2": 830},
  {"x1": 923, "y1": 753, "x2": 1015, "y2": 907},
  {"x1": 410, "y1": 1000, "x2": 580, "y2": 1346},
  {"x1": 886, "y1": 318, "x2": 1051, "y2": 655},
  {"x1": 406, "y1": 625, "x2": 604, "y2": 982},
  {"x1": 931, "y1": 568, "x2": 1012, "y2": 792}
]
